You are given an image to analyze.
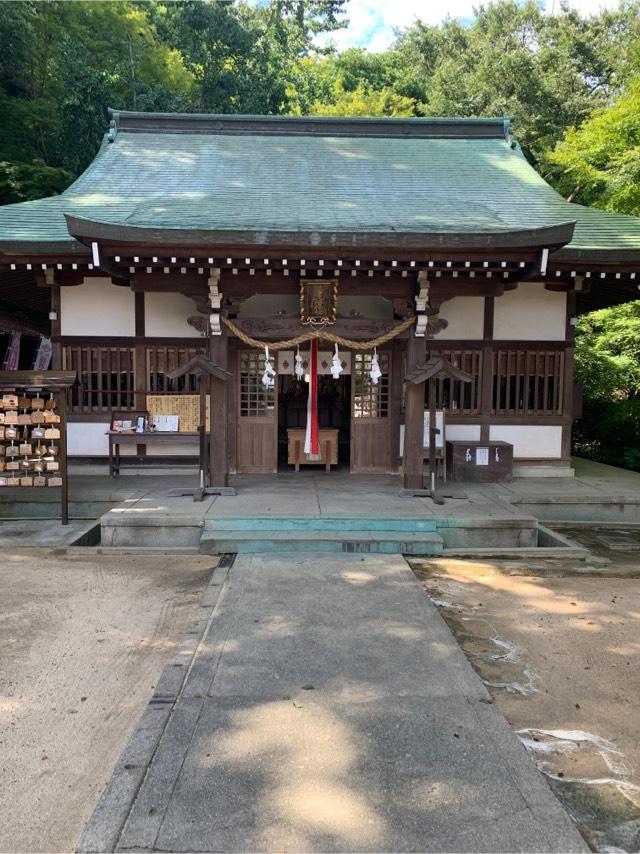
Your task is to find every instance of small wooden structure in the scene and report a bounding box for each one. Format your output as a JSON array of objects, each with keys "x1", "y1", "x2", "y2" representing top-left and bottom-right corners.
[
  {"x1": 287, "y1": 428, "x2": 338, "y2": 472},
  {"x1": 0, "y1": 369, "x2": 76, "y2": 523},
  {"x1": 446, "y1": 440, "x2": 514, "y2": 482},
  {"x1": 403, "y1": 356, "x2": 473, "y2": 502},
  {"x1": 166, "y1": 354, "x2": 234, "y2": 500}
]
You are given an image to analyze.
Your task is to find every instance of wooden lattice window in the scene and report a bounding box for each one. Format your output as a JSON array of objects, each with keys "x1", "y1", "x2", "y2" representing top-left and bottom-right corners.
[
  {"x1": 492, "y1": 349, "x2": 565, "y2": 415},
  {"x1": 146, "y1": 346, "x2": 206, "y2": 393},
  {"x1": 239, "y1": 351, "x2": 274, "y2": 416},
  {"x1": 62, "y1": 345, "x2": 135, "y2": 412},
  {"x1": 353, "y1": 352, "x2": 389, "y2": 418},
  {"x1": 426, "y1": 349, "x2": 482, "y2": 415}
]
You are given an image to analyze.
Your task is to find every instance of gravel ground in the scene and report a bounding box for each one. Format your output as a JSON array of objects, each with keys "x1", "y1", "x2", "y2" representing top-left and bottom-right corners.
[
  {"x1": 411, "y1": 543, "x2": 640, "y2": 852},
  {"x1": 0, "y1": 549, "x2": 214, "y2": 853}
]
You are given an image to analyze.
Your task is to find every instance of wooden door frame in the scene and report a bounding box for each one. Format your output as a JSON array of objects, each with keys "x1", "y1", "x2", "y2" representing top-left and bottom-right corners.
[
  {"x1": 349, "y1": 347, "x2": 399, "y2": 474},
  {"x1": 234, "y1": 348, "x2": 278, "y2": 474}
]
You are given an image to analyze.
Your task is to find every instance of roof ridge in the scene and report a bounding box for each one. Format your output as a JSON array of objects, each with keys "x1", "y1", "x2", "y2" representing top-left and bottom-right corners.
[{"x1": 108, "y1": 109, "x2": 515, "y2": 141}]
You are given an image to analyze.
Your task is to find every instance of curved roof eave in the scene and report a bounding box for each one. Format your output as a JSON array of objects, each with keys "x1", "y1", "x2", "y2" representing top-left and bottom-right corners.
[{"x1": 64, "y1": 215, "x2": 576, "y2": 253}]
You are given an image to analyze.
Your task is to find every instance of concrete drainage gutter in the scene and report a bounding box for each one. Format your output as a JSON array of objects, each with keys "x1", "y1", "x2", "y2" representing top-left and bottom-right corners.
[{"x1": 442, "y1": 525, "x2": 589, "y2": 559}]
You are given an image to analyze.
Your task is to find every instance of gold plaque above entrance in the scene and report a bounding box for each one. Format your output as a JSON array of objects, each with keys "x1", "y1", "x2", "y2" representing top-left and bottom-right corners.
[{"x1": 300, "y1": 279, "x2": 338, "y2": 326}]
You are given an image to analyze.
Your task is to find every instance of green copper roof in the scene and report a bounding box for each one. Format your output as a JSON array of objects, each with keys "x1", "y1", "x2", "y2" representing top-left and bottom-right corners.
[{"x1": 0, "y1": 112, "x2": 639, "y2": 262}]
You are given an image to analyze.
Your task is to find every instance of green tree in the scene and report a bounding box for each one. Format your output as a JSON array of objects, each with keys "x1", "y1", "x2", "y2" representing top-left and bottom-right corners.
[
  {"x1": 575, "y1": 301, "x2": 640, "y2": 401},
  {"x1": 547, "y1": 79, "x2": 640, "y2": 215},
  {"x1": 0, "y1": 0, "x2": 196, "y2": 200},
  {"x1": 154, "y1": 0, "x2": 346, "y2": 114},
  {"x1": 291, "y1": 47, "x2": 423, "y2": 115},
  {"x1": 309, "y1": 81, "x2": 417, "y2": 116},
  {"x1": 394, "y1": 0, "x2": 640, "y2": 165}
]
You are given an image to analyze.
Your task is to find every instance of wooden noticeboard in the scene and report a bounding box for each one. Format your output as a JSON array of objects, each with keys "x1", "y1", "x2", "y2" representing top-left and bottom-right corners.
[
  {"x1": 146, "y1": 394, "x2": 210, "y2": 432},
  {"x1": 0, "y1": 370, "x2": 77, "y2": 524}
]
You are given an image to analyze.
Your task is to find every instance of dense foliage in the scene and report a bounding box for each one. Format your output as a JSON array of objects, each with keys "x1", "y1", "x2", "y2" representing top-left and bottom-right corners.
[
  {"x1": 2, "y1": 0, "x2": 639, "y2": 204},
  {"x1": 1, "y1": 0, "x2": 639, "y2": 468},
  {"x1": 573, "y1": 303, "x2": 640, "y2": 470}
]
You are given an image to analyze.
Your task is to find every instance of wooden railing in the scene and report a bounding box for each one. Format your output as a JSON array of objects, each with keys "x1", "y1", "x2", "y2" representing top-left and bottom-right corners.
[
  {"x1": 426, "y1": 349, "x2": 482, "y2": 415},
  {"x1": 146, "y1": 345, "x2": 206, "y2": 394},
  {"x1": 62, "y1": 343, "x2": 206, "y2": 412},
  {"x1": 492, "y1": 348, "x2": 564, "y2": 416},
  {"x1": 62, "y1": 344, "x2": 135, "y2": 413}
]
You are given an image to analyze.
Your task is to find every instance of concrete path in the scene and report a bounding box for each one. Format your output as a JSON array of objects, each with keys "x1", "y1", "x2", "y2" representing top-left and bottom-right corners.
[{"x1": 79, "y1": 554, "x2": 587, "y2": 853}]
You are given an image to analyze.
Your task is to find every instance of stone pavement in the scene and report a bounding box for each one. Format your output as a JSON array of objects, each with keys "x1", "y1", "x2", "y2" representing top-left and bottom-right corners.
[{"x1": 78, "y1": 554, "x2": 587, "y2": 853}]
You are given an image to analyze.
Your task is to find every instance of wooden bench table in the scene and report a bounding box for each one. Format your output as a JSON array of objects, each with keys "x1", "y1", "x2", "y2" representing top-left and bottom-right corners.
[
  {"x1": 287, "y1": 428, "x2": 338, "y2": 473},
  {"x1": 108, "y1": 431, "x2": 199, "y2": 477}
]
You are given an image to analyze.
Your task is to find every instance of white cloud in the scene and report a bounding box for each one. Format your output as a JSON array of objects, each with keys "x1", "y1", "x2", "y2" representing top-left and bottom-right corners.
[{"x1": 320, "y1": 0, "x2": 627, "y2": 52}]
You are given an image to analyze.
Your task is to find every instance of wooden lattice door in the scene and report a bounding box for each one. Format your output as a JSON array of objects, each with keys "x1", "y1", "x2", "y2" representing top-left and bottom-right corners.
[
  {"x1": 236, "y1": 350, "x2": 277, "y2": 473},
  {"x1": 351, "y1": 351, "x2": 394, "y2": 473}
]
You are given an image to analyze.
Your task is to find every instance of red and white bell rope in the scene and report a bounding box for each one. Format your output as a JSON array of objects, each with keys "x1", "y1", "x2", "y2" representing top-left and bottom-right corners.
[{"x1": 304, "y1": 338, "x2": 319, "y2": 456}]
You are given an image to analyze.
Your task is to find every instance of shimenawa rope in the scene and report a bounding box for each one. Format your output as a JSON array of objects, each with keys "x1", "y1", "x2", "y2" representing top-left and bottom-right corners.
[{"x1": 221, "y1": 315, "x2": 416, "y2": 351}]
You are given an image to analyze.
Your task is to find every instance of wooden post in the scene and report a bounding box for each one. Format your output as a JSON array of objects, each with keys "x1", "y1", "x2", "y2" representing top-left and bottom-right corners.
[
  {"x1": 194, "y1": 375, "x2": 208, "y2": 501},
  {"x1": 480, "y1": 296, "x2": 494, "y2": 441},
  {"x1": 59, "y1": 388, "x2": 69, "y2": 525},
  {"x1": 208, "y1": 331, "x2": 229, "y2": 487},
  {"x1": 561, "y1": 288, "x2": 577, "y2": 465},
  {"x1": 403, "y1": 335, "x2": 427, "y2": 491},
  {"x1": 428, "y1": 376, "x2": 437, "y2": 495}
]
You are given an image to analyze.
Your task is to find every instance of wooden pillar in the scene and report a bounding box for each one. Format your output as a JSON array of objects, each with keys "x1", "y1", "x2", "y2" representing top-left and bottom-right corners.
[
  {"x1": 209, "y1": 330, "x2": 229, "y2": 486},
  {"x1": 133, "y1": 292, "x2": 147, "y2": 412},
  {"x1": 199, "y1": 375, "x2": 208, "y2": 489},
  {"x1": 50, "y1": 284, "x2": 62, "y2": 371},
  {"x1": 480, "y1": 296, "x2": 494, "y2": 442},
  {"x1": 561, "y1": 289, "x2": 577, "y2": 464},
  {"x1": 58, "y1": 388, "x2": 69, "y2": 525},
  {"x1": 403, "y1": 335, "x2": 427, "y2": 490}
]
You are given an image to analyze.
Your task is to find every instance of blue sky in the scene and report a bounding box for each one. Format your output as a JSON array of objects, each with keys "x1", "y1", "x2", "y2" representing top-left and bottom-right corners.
[{"x1": 318, "y1": 0, "x2": 626, "y2": 52}]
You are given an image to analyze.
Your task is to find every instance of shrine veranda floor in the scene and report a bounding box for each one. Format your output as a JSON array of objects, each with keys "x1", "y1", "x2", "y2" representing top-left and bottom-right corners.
[{"x1": 0, "y1": 458, "x2": 639, "y2": 551}]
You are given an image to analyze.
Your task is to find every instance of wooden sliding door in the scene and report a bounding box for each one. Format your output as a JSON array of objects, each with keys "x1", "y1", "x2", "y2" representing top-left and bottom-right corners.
[
  {"x1": 350, "y1": 350, "x2": 394, "y2": 473},
  {"x1": 236, "y1": 350, "x2": 277, "y2": 473}
]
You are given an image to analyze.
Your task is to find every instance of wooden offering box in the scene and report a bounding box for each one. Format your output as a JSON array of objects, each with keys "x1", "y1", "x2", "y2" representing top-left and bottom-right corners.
[
  {"x1": 445, "y1": 440, "x2": 513, "y2": 483},
  {"x1": 287, "y1": 428, "x2": 338, "y2": 472}
]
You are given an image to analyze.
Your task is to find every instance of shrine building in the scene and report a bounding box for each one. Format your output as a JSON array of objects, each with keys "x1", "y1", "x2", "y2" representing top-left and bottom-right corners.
[{"x1": 1, "y1": 110, "x2": 639, "y2": 487}]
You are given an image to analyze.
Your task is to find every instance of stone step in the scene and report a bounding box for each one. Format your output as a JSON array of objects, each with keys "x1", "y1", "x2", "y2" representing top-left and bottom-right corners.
[
  {"x1": 204, "y1": 516, "x2": 439, "y2": 533},
  {"x1": 199, "y1": 530, "x2": 444, "y2": 555}
]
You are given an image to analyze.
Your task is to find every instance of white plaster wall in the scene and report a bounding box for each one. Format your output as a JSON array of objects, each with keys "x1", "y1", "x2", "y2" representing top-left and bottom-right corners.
[
  {"x1": 67, "y1": 422, "x2": 197, "y2": 457},
  {"x1": 445, "y1": 424, "x2": 482, "y2": 442},
  {"x1": 399, "y1": 422, "x2": 480, "y2": 454},
  {"x1": 489, "y1": 425, "x2": 563, "y2": 458},
  {"x1": 493, "y1": 282, "x2": 566, "y2": 341},
  {"x1": 61, "y1": 277, "x2": 135, "y2": 336},
  {"x1": 435, "y1": 297, "x2": 484, "y2": 340},
  {"x1": 145, "y1": 292, "x2": 202, "y2": 337},
  {"x1": 67, "y1": 422, "x2": 110, "y2": 456}
]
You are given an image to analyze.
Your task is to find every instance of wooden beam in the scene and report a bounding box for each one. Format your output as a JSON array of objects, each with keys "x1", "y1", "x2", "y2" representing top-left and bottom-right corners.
[
  {"x1": 134, "y1": 292, "x2": 145, "y2": 337},
  {"x1": 131, "y1": 272, "x2": 207, "y2": 292}
]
